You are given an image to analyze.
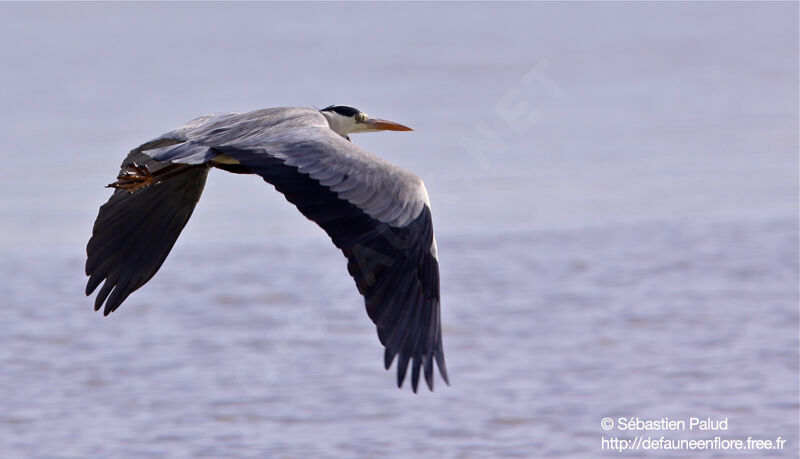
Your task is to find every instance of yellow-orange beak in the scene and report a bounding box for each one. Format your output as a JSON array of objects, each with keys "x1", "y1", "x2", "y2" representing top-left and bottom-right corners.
[{"x1": 364, "y1": 117, "x2": 413, "y2": 131}]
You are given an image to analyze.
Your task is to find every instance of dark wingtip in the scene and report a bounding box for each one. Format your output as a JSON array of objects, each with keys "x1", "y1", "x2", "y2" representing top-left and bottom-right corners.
[
  {"x1": 85, "y1": 274, "x2": 102, "y2": 296},
  {"x1": 396, "y1": 352, "x2": 410, "y2": 389},
  {"x1": 411, "y1": 356, "x2": 421, "y2": 393},
  {"x1": 103, "y1": 291, "x2": 124, "y2": 316},
  {"x1": 94, "y1": 280, "x2": 111, "y2": 312},
  {"x1": 424, "y1": 354, "x2": 434, "y2": 391},
  {"x1": 387, "y1": 345, "x2": 449, "y2": 392},
  {"x1": 384, "y1": 347, "x2": 395, "y2": 370},
  {"x1": 436, "y1": 349, "x2": 450, "y2": 386}
]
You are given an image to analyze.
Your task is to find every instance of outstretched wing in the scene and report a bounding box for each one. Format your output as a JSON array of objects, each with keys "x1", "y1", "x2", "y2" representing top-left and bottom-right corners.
[
  {"x1": 86, "y1": 108, "x2": 448, "y2": 391},
  {"x1": 149, "y1": 108, "x2": 447, "y2": 391},
  {"x1": 85, "y1": 138, "x2": 210, "y2": 316},
  {"x1": 224, "y1": 146, "x2": 447, "y2": 392}
]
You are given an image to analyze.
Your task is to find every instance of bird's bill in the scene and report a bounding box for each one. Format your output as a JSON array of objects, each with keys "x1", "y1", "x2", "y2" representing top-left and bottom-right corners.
[{"x1": 365, "y1": 117, "x2": 413, "y2": 131}]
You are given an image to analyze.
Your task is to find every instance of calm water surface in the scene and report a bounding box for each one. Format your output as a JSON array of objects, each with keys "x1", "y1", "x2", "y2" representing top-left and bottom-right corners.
[{"x1": 0, "y1": 3, "x2": 797, "y2": 457}]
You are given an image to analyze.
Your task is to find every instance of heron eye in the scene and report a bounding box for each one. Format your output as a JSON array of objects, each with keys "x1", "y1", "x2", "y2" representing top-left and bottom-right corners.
[{"x1": 355, "y1": 113, "x2": 367, "y2": 123}]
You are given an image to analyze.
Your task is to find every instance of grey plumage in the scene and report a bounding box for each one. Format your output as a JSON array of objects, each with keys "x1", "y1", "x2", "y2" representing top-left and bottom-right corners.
[{"x1": 86, "y1": 106, "x2": 448, "y2": 392}]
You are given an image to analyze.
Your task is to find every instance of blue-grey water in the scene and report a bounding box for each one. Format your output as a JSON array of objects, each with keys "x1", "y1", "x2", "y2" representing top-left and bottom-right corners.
[{"x1": 1, "y1": 3, "x2": 798, "y2": 457}]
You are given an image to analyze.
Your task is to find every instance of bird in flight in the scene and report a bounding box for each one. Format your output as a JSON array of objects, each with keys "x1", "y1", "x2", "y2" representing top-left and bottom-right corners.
[{"x1": 85, "y1": 105, "x2": 448, "y2": 392}]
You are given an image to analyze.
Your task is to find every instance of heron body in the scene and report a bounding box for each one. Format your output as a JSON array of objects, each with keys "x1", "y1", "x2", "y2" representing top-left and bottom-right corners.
[{"x1": 85, "y1": 106, "x2": 448, "y2": 392}]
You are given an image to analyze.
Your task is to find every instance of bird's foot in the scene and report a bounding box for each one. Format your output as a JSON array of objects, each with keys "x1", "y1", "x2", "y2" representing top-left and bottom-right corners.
[{"x1": 107, "y1": 163, "x2": 158, "y2": 192}]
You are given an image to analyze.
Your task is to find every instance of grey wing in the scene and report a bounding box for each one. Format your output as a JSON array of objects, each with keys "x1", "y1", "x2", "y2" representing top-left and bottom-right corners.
[
  {"x1": 85, "y1": 135, "x2": 210, "y2": 316},
  {"x1": 196, "y1": 110, "x2": 448, "y2": 391},
  {"x1": 225, "y1": 146, "x2": 448, "y2": 392},
  {"x1": 85, "y1": 113, "x2": 240, "y2": 314},
  {"x1": 88, "y1": 108, "x2": 449, "y2": 391}
]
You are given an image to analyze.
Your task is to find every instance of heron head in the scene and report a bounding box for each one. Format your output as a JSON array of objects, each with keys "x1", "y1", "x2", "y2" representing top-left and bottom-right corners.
[{"x1": 320, "y1": 105, "x2": 413, "y2": 139}]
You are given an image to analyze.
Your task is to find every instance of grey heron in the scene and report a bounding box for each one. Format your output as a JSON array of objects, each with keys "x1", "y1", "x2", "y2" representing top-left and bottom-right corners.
[{"x1": 85, "y1": 105, "x2": 448, "y2": 392}]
